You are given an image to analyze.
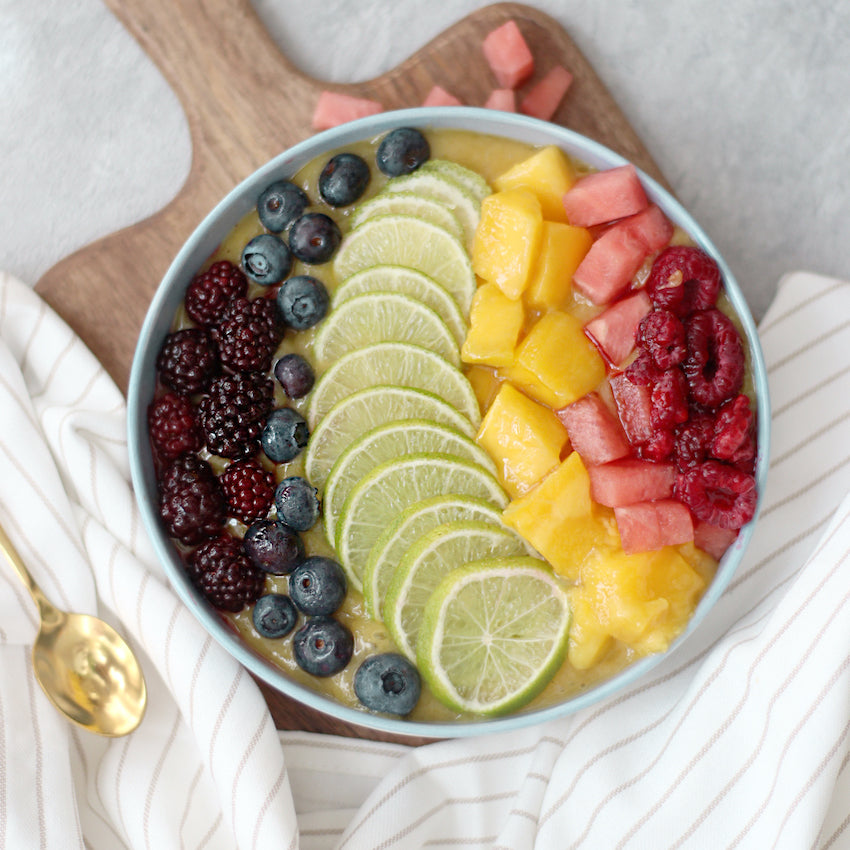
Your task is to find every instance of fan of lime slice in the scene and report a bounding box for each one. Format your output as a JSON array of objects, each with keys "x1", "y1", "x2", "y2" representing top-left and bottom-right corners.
[
  {"x1": 384, "y1": 520, "x2": 530, "y2": 661},
  {"x1": 322, "y1": 418, "x2": 496, "y2": 546},
  {"x1": 335, "y1": 453, "x2": 507, "y2": 592},
  {"x1": 417, "y1": 556, "x2": 571, "y2": 716},
  {"x1": 420, "y1": 159, "x2": 492, "y2": 202},
  {"x1": 311, "y1": 291, "x2": 460, "y2": 370},
  {"x1": 306, "y1": 342, "x2": 480, "y2": 429},
  {"x1": 362, "y1": 494, "x2": 508, "y2": 621},
  {"x1": 303, "y1": 386, "x2": 476, "y2": 493},
  {"x1": 350, "y1": 192, "x2": 465, "y2": 244}
]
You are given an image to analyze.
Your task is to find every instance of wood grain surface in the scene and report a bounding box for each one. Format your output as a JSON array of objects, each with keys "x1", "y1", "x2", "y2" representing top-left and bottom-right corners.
[{"x1": 35, "y1": 0, "x2": 667, "y2": 742}]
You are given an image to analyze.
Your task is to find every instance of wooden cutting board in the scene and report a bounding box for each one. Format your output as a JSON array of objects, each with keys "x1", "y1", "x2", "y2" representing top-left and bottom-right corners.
[{"x1": 36, "y1": 0, "x2": 667, "y2": 743}]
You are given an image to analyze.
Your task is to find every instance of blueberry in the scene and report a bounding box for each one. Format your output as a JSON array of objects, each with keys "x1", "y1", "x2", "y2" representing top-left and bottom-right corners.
[
  {"x1": 318, "y1": 153, "x2": 371, "y2": 207},
  {"x1": 274, "y1": 476, "x2": 320, "y2": 531},
  {"x1": 293, "y1": 616, "x2": 354, "y2": 677},
  {"x1": 241, "y1": 233, "x2": 292, "y2": 285},
  {"x1": 257, "y1": 179, "x2": 309, "y2": 233},
  {"x1": 288, "y1": 213, "x2": 341, "y2": 264},
  {"x1": 252, "y1": 593, "x2": 298, "y2": 638},
  {"x1": 354, "y1": 653, "x2": 422, "y2": 716},
  {"x1": 276, "y1": 275, "x2": 329, "y2": 330},
  {"x1": 243, "y1": 519, "x2": 304, "y2": 574},
  {"x1": 376, "y1": 128, "x2": 430, "y2": 177},
  {"x1": 289, "y1": 556, "x2": 347, "y2": 616},
  {"x1": 274, "y1": 353, "x2": 315, "y2": 398},
  {"x1": 262, "y1": 407, "x2": 309, "y2": 463}
]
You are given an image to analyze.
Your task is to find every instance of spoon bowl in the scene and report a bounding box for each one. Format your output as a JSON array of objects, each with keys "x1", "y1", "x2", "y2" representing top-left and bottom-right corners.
[{"x1": 0, "y1": 521, "x2": 147, "y2": 737}]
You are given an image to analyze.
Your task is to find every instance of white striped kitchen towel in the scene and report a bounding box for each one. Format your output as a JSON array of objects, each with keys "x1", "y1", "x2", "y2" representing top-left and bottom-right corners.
[{"x1": 1, "y1": 269, "x2": 849, "y2": 849}]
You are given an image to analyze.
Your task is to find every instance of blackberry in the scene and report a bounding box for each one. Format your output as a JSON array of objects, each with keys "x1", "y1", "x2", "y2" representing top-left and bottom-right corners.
[
  {"x1": 158, "y1": 453, "x2": 226, "y2": 545},
  {"x1": 212, "y1": 296, "x2": 282, "y2": 374},
  {"x1": 184, "y1": 260, "x2": 248, "y2": 327},
  {"x1": 199, "y1": 372, "x2": 274, "y2": 459},
  {"x1": 148, "y1": 392, "x2": 201, "y2": 461},
  {"x1": 156, "y1": 328, "x2": 219, "y2": 395},
  {"x1": 219, "y1": 458, "x2": 276, "y2": 523},
  {"x1": 188, "y1": 533, "x2": 266, "y2": 612}
]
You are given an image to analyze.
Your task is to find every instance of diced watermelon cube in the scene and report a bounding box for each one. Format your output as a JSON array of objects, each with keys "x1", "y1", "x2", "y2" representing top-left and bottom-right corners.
[
  {"x1": 519, "y1": 65, "x2": 573, "y2": 121},
  {"x1": 616, "y1": 204, "x2": 675, "y2": 252},
  {"x1": 615, "y1": 499, "x2": 694, "y2": 554},
  {"x1": 312, "y1": 91, "x2": 384, "y2": 131},
  {"x1": 484, "y1": 88, "x2": 517, "y2": 112},
  {"x1": 694, "y1": 520, "x2": 738, "y2": 560},
  {"x1": 562, "y1": 165, "x2": 648, "y2": 228},
  {"x1": 587, "y1": 458, "x2": 676, "y2": 507},
  {"x1": 556, "y1": 393, "x2": 631, "y2": 466},
  {"x1": 482, "y1": 20, "x2": 535, "y2": 89},
  {"x1": 573, "y1": 227, "x2": 647, "y2": 305},
  {"x1": 584, "y1": 290, "x2": 651, "y2": 366},
  {"x1": 423, "y1": 85, "x2": 463, "y2": 107},
  {"x1": 610, "y1": 372, "x2": 653, "y2": 444}
]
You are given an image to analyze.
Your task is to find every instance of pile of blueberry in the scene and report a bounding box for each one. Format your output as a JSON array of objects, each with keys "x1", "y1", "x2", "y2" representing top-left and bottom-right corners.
[{"x1": 148, "y1": 128, "x2": 431, "y2": 716}]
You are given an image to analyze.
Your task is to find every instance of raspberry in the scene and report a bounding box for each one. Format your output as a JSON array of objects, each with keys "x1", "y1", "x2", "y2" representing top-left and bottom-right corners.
[
  {"x1": 156, "y1": 328, "x2": 219, "y2": 395},
  {"x1": 148, "y1": 392, "x2": 201, "y2": 461},
  {"x1": 637, "y1": 309, "x2": 686, "y2": 369},
  {"x1": 188, "y1": 533, "x2": 266, "y2": 612},
  {"x1": 158, "y1": 454, "x2": 226, "y2": 545},
  {"x1": 212, "y1": 296, "x2": 283, "y2": 374},
  {"x1": 184, "y1": 260, "x2": 248, "y2": 327},
  {"x1": 677, "y1": 460, "x2": 757, "y2": 530},
  {"x1": 625, "y1": 351, "x2": 663, "y2": 387},
  {"x1": 711, "y1": 394, "x2": 756, "y2": 470},
  {"x1": 650, "y1": 368, "x2": 689, "y2": 430},
  {"x1": 220, "y1": 459, "x2": 276, "y2": 523},
  {"x1": 199, "y1": 372, "x2": 274, "y2": 459},
  {"x1": 673, "y1": 411, "x2": 715, "y2": 470},
  {"x1": 639, "y1": 428, "x2": 675, "y2": 461},
  {"x1": 646, "y1": 246, "x2": 722, "y2": 317},
  {"x1": 683, "y1": 309, "x2": 745, "y2": 409}
]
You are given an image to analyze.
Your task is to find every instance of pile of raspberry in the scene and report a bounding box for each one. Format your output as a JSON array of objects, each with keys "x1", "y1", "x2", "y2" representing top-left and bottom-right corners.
[
  {"x1": 624, "y1": 246, "x2": 757, "y2": 532},
  {"x1": 148, "y1": 260, "x2": 282, "y2": 612}
]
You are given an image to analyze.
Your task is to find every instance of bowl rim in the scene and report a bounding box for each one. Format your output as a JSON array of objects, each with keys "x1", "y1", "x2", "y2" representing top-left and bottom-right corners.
[{"x1": 127, "y1": 105, "x2": 771, "y2": 739}]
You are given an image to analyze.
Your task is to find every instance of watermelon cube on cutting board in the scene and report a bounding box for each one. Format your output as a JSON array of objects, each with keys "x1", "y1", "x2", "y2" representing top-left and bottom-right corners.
[
  {"x1": 519, "y1": 65, "x2": 574, "y2": 121},
  {"x1": 556, "y1": 393, "x2": 631, "y2": 466},
  {"x1": 584, "y1": 289, "x2": 651, "y2": 367},
  {"x1": 482, "y1": 20, "x2": 535, "y2": 89},
  {"x1": 312, "y1": 91, "x2": 384, "y2": 130}
]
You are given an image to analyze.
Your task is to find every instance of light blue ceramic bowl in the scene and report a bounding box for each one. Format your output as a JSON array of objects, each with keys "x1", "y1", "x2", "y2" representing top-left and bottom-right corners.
[{"x1": 127, "y1": 107, "x2": 770, "y2": 738}]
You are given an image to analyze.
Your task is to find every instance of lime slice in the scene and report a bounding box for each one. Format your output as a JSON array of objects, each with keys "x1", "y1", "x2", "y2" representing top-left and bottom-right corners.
[
  {"x1": 312, "y1": 291, "x2": 460, "y2": 370},
  {"x1": 417, "y1": 556, "x2": 571, "y2": 716},
  {"x1": 306, "y1": 342, "x2": 480, "y2": 429},
  {"x1": 362, "y1": 495, "x2": 508, "y2": 620},
  {"x1": 420, "y1": 159, "x2": 492, "y2": 203},
  {"x1": 385, "y1": 520, "x2": 529, "y2": 661},
  {"x1": 379, "y1": 176, "x2": 481, "y2": 254},
  {"x1": 333, "y1": 266, "x2": 468, "y2": 347},
  {"x1": 323, "y1": 419, "x2": 496, "y2": 546},
  {"x1": 304, "y1": 386, "x2": 476, "y2": 492},
  {"x1": 350, "y1": 192, "x2": 465, "y2": 244},
  {"x1": 335, "y1": 453, "x2": 507, "y2": 591},
  {"x1": 333, "y1": 214, "x2": 476, "y2": 314}
]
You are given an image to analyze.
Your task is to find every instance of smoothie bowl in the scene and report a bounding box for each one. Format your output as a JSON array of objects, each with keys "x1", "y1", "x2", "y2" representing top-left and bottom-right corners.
[{"x1": 127, "y1": 107, "x2": 769, "y2": 738}]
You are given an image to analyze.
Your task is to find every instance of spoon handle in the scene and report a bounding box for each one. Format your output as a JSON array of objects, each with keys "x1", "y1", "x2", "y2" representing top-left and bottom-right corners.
[{"x1": 0, "y1": 520, "x2": 56, "y2": 617}]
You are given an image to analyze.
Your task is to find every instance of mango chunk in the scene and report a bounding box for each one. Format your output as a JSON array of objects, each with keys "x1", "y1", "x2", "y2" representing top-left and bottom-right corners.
[
  {"x1": 476, "y1": 382, "x2": 568, "y2": 498},
  {"x1": 567, "y1": 590, "x2": 613, "y2": 670},
  {"x1": 502, "y1": 451, "x2": 619, "y2": 580},
  {"x1": 508, "y1": 310, "x2": 606, "y2": 408},
  {"x1": 525, "y1": 221, "x2": 594, "y2": 311},
  {"x1": 472, "y1": 188, "x2": 543, "y2": 299},
  {"x1": 465, "y1": 365, "x2": 503, "y2": 414},
  {"x1": 572, "y1": 546, "x2": 705, "y2": 657},
  {"x1": 461, "y1": 282, "x2": 525, "y2": 368},
  {"x1": 493, "y1": 145, "x2": 576, "y2": 222}
]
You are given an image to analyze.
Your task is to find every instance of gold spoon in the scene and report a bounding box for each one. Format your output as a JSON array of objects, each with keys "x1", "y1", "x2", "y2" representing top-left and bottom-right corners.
[{"x1": 0, "y1": 519, "x2": 146, "y2": 736}]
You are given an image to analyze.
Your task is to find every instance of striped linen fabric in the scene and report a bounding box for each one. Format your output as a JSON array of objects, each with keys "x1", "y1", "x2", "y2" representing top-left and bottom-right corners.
[{"x1": 1, "y1": 269, "x2": 849, "y2": 848}]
